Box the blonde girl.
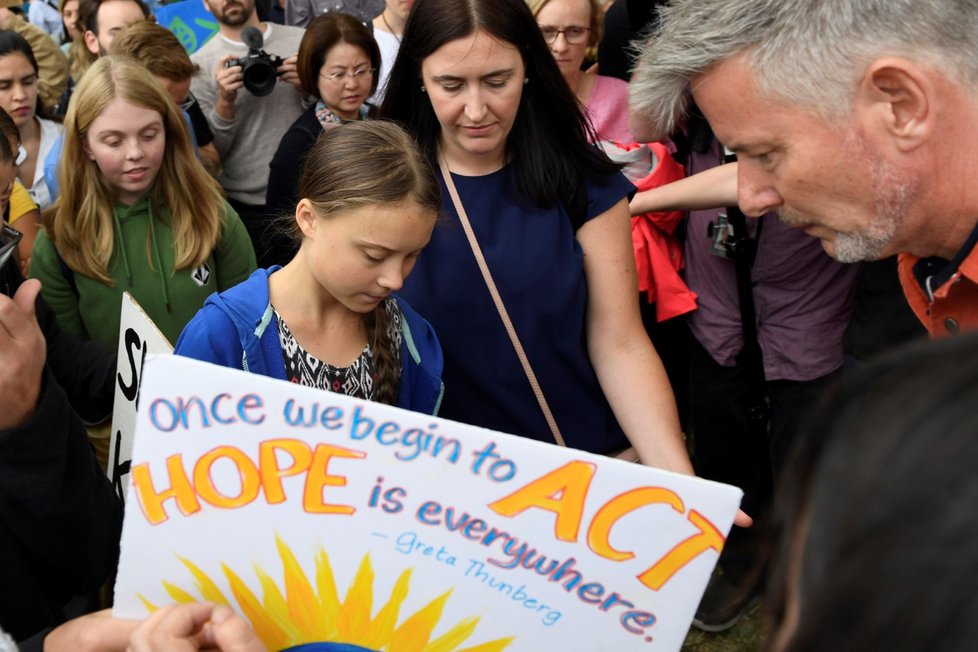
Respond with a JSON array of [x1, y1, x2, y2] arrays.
[[176, 120, 444, 413], [30, 56, 256, 352]]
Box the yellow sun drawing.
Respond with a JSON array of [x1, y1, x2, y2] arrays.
[[138, 534, 515, 652]]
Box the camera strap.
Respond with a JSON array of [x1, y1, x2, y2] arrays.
[[726, 204, 769, 427]]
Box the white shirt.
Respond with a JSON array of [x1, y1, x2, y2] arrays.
[[29, 117, 63, 210], [370, 27, 401, 105]]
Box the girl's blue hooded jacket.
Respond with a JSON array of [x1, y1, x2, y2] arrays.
[[174, 268, 444, 415]]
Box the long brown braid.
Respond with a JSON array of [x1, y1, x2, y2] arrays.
[[290, 121, 441, 404]]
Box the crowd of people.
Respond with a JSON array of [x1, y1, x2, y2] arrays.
[[1, 0, 976, 648]]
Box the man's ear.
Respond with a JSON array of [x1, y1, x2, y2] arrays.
[[83, 29, 100, 57], [858, 57, 935, 152], [295, 198, 317, 239]]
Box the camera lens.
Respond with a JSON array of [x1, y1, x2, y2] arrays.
[[243, 61, 277, 97]]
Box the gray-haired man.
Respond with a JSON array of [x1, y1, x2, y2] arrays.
[[631, 0, 978, 337]]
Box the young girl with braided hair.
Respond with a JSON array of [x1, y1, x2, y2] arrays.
[[175, 120, 444, 413]]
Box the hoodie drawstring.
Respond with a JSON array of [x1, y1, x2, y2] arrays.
[[147, 202, 171, 314], [112, 206, 133, 287], [113, 201, 171, 313]]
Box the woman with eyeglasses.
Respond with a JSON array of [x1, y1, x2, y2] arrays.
[[265, 12, 381, 265], [0, 32, 63, 211], [528, 0, 633, 144]]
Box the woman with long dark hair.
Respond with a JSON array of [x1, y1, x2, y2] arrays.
[[0, 32, 61, 209], [381, 0, 693, 472]]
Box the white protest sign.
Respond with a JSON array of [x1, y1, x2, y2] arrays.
[[114, 355, 742, 651], [107, 293, 173, 501]]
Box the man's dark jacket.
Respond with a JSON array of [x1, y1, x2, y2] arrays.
[[0, 264, 121, 646]]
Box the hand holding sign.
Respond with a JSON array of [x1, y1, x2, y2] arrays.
[[129, 603, 267, 652]]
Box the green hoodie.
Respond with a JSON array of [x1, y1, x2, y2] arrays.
[[30, 198, 257, 352]]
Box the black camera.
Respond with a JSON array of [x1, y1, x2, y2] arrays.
[[709, 211, 751, 260], [225, 26, 283, 97]]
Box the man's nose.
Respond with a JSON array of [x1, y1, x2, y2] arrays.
[[737, 164, 783, 217]]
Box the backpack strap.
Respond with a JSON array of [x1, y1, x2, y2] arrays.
[[56, 250, 79, 297]]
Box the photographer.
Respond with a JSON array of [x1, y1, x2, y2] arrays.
[[192, 0, 305, 268]]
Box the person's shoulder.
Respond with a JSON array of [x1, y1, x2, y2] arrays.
[[271, 106, 317, 156], [216, 267, 272, 307], [582, 159, 633, 218], [285, 105, 321, 138], [269, 23, 307, 45], [38, 116, 63, 139], [183, 268, 268, 329], [191, 35, 227, 63], [4, 11, 32, 35], [373, 27, 400, 48], [595, 74, 628, 92], [274, 22, 307, 35], [28, 229, 58, 275], [217, 198, 240, 225], [31, 226, 54, 251], [589, 74, 629, 108], [8, 181, 36, 222], [209, 194, 243, 231]]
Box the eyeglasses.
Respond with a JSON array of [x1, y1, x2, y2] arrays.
[[538, 25, 590, 45], [0, 224, 22, 272], [321, 67, 376, 84]]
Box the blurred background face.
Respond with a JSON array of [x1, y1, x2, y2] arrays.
[[203, 0, 255, 27], [0, 53, 37, 129], [317, 42, 373, 120], [156, 76, 191, 105], [535, 0, 592, 80], [384, 0, 413, 25], [62, 0, 81, 41], [86, 0, 146, 56]]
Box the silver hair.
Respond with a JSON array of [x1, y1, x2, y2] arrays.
[[630, 0, 978, 141]]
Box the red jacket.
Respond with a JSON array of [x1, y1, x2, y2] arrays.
[[627, 142, 698, 321]]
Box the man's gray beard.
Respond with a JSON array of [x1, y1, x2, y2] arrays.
[[831, 220, 898, 263], [834, 159, 912, 263], [778, 159, 912, 264]]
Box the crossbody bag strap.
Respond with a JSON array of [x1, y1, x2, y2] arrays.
[[437, 154, 567, 447]]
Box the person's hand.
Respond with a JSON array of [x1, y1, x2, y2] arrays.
[[128, 603, 268, 652], [0, 279, 45, 430], [43, 609, 140, 652], [215, 55, 244, 120], [276, 54, 301, 90], [734, 509, 753, 528]]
